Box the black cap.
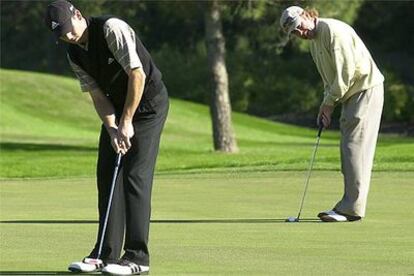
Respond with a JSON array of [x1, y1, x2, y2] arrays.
[[44, 0, 76, 39]]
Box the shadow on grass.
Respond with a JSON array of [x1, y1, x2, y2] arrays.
[[237, 138, 338, 148], [0, 272, 96, 275], [0, 142, 96, 152], [152, 218, 320, 223], [0, 218, 320, 224], [0, 220, 97, 224]]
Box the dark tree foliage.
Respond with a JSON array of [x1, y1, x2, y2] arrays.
[[1, 0, 412, 125], [354, 1, 414, 123]]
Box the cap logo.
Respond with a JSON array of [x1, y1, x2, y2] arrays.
[[51, 21, 59, 30]]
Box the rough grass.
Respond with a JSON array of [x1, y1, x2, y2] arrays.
[[1, 69, 413, 178]]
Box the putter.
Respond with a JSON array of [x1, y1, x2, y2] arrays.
[[286, 122, 323, 223], [68, 152, 122, 273], [96, 152, 123, 260]]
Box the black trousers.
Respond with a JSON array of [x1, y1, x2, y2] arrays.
[[89, 88, 169, 266]]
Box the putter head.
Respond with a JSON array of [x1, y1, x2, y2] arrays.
[[285, 216, 299, 222]]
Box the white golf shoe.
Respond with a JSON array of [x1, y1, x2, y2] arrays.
[[318, 209, 361, 222], [102, 259, 149, 275], [68, 257, 105, 273]]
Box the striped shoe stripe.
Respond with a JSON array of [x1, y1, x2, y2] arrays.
[[128, 263, 139, 273]]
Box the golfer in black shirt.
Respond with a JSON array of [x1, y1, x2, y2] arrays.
[[45, 1, 169, 274]]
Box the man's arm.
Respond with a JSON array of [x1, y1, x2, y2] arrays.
[[318, 32, 356, 128], [323, 33, 357, 106], [89, 88, 126, 154], [67, 54, 126, 154], [103, 18, 147, 150], [117, 68, 146, 149]]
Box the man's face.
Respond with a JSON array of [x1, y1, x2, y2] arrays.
[[292, 14, 317, 40], [60, 10, 86, 44]]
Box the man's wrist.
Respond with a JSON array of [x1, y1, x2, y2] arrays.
[[120, 117, 133, 125], [106, 125, 118, 135]]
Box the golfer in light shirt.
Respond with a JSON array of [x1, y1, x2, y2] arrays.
[[280, 6, 384, 222]]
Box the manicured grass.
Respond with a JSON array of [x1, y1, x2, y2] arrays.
[[1, 69, 413, 178], [1, 171, 413, 275], [1, 69, 413, 274], [0, 70, 414, 275]]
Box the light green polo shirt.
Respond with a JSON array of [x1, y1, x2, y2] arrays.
[[310, 18, 384, 106]]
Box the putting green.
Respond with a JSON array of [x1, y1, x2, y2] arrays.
[[1, 171, 413, 275]]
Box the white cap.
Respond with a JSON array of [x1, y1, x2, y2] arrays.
[[280, 6, 304, 34]]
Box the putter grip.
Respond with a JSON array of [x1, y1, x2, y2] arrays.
[[317, 118, 323, 137], [115, 153, 122, 166]]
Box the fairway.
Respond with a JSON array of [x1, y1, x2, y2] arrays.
[[1, 171, 413, 275], [2, 69, 414, 179]]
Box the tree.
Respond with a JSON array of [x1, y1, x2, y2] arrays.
[[204, 0, 239, 153]]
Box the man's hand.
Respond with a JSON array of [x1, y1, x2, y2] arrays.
[[107, 127, 127, 154], [318, 104, 335, 128], [117, 120, 134, 151]]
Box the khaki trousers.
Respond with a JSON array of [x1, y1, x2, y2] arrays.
[[334, 83, 384, 217]]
